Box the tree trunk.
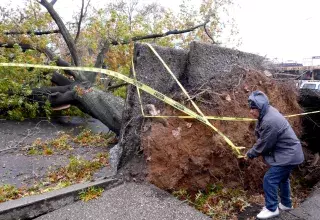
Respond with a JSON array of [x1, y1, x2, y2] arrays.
[[74, 86, 124, 135], [32, 80, 124, 135]]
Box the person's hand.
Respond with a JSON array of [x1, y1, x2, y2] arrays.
[[238, 154, 249, 167], [246, 151, 254, 159]]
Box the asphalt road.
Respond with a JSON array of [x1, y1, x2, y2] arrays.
[[0, 117, 112, 187]]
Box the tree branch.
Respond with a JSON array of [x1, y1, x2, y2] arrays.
[[111, 20, 210, 45], [0, 41, 77, 78], [94, 40, 110, 68], [94, 20, 209, 72], [4, 30, 60, 35], [51, 72, 72, 86], [108, 83, 128, 90], [74, 0, 85, 44], [51, 0, 58, 5], [75, 0, 91, 44], [39, 0, 80, 66], [204, 23, 215, 44]]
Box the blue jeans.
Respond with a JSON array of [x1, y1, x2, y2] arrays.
[[263, 165, 296, 211]]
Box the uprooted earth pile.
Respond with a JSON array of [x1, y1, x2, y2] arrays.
[[120, 42, 302, 193]]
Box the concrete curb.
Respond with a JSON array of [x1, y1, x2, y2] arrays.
[[0, 177, 123, 220]]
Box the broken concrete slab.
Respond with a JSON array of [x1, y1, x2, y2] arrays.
[[109, 144, 122, 174]]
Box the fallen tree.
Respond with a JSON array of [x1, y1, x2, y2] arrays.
[[0, 0, 217, 135], [1, 1, 318, 190]]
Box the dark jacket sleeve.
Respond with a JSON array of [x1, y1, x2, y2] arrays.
[[247, 121, 278, 158]]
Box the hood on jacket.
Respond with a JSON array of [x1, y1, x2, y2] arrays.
[[248, 90, 270, 121]]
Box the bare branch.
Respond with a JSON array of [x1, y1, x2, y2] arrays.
[[74, 0, 85, 44], [84, 0, 91, 15], [39, 0, 80, 66], [108, 83, 128, 90], [204, 23, 215, 44], [51, 0, 58, 6], [94, 20, 209, 73], [111, 20, 210, 45], [75, 0, 91, 44], [4, 30, 60, 35], [127, 0, 139, 32]]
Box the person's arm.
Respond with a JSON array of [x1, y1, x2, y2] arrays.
[[247, 122, 278, 159]]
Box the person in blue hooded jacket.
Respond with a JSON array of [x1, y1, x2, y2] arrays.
[[246, 90, 304, 219]]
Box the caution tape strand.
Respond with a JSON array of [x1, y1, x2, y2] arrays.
[[0, 62, 244, 156], [1, 58, 320, 156]]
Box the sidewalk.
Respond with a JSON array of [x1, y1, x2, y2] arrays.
[[274, 183, 320, 220], [1, 179, 319, 220], [35, 181, 320, 220], [35, 182, 210, 220], [241, 182, 320, 220]]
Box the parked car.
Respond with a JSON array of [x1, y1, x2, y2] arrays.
[[299, 80, 320, 90]]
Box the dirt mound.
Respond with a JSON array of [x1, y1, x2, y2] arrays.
[[142, 68, 302, 192]]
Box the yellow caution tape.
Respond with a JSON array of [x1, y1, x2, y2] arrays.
[[141, 110, 320, 121], [1, 59, 320, 156], [142, 115, 255, 121], [0, 62, 245, 156], [285, 110, 320, 118], [132, 59, 146, 116]]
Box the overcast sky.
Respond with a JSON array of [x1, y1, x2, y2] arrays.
[[1, 0, 320, 65]]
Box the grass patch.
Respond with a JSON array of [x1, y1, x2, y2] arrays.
[[173, 175, 313, 219], [48, 154, 109, 184], [73, 129, 114, 147], [48, 133, 73, 150], [173, 184, 250, 219], [27, 132, 73, 155], [79, 186, 104, 202], [26, 129, 114, 156], [28, 147, 41, 155], [0, 153, 109, 204], [0, 184, 20, 203], [291, 176, 313, 207]]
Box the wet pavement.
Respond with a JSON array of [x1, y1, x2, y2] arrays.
[[0, 117, 112, 188], [35, 182, 210, 220]]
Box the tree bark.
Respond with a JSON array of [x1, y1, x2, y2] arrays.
[[4, 30, 60, 35], [31, 81, 124, 135], [39, 0, 81, 67]]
